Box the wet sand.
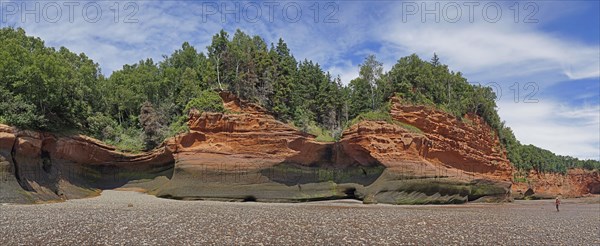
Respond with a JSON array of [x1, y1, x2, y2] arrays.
[[1, 191, 598, 245]]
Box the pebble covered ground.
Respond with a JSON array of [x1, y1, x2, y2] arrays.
[[1, 191, 598, 245]]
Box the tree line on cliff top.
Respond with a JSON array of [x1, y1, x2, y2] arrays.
[[0, 27, 598, 173]]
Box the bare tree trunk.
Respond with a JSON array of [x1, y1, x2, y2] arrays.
[[216, 55, 223, 91], [235, 62, 240, 94], [447, 79, 451, 106], [370, 85, 375, 110]]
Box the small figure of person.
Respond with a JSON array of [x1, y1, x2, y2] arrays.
[[555, 197, 561, 212]]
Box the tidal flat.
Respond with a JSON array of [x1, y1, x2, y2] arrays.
[[1, 191, 598, 245]]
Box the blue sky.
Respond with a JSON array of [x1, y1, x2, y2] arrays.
[[1, 0, 599, 160]]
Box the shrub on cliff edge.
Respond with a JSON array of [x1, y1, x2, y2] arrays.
[[184, 90, 225, 114]]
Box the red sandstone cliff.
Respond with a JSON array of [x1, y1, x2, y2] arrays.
[[2, 92, 597, 204], [390, 96, 513, 181], [176, 93, 512, 179], [512, 169, 600, 198], [153, 92, 515, 203], [0, 124, 174, 202]]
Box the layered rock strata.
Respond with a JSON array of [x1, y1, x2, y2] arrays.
[[512, 169, 600, 199], [4, 92, 589, 204]]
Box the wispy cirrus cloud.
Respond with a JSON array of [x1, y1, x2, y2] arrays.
[[498, 99, 600, 160], [373, 1, 599, 84], [1, 0, 598, 160]]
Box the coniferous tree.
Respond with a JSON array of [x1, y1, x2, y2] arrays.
[[348, 77, 371, 119], [271, 38, 297, 120], [1, 27, 598, 172], [431, 53, 440, 66]]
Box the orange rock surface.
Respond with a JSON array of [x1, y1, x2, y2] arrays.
[[175, 93, 511, 179], [2, 92, 597, 204], [388, 96, 513, 181], [155, 93, 515, 203], [0, 124, 174, 202], [512, 169, 600, 198]]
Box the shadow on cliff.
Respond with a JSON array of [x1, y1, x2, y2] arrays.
[[66, 162, 175, 190], [4, 132, 176, 202], [261, 138, 386, 187]]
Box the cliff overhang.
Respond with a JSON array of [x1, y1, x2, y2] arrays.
[[3, 92, 583, 204]]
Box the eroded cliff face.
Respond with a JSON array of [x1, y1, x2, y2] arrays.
[[3, 92, 593, 204], [512, 169, 600, 199], [333, 96, 513, 204], [156, 92, 379, 201], [0, 124, 174, 203], [389, 97, 513, 180], [151, 93, 514, 204]]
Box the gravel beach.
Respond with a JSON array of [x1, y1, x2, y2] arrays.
[[1, 190, 598, 245]]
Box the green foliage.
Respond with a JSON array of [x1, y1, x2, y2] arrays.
[[86, 113, 144, 153], [184, 90, 225, 114], [382, 53, 599, 173], [104, 126, 145, 153], [348, 77, 373, 119], [168, 115, 190, 136], [513, 177, 528, 183], [0, 88, 46, 129], [386, 53, 501, 130], [303, 122, 336, 142], [350, 111, 393, 126], [510, 144, 599, 174], [0, 27, 100, 130], [513, 171, 528, 183], [397, 122, 424, 134], [270, 38, 297, 121], [86, 112, 118, 140], [2, 27, 597, 174], [349, 110, 423, 134], [346, 55, 391, 120]]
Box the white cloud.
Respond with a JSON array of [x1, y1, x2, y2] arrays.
[[3, 1, 221, 73], [295, 1, 600, 88], [376, 15, 599, 84], [3, 1, 599, 159], [498, 99, 600, 160], [328, 63, 359, 85]]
